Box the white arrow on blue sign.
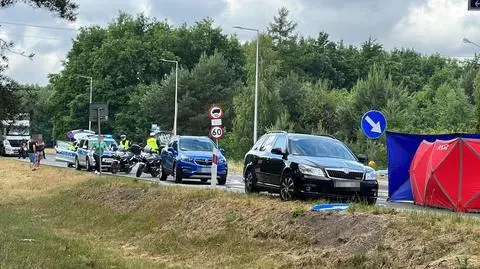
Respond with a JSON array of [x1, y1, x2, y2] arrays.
[[361, 110, 387, 139]]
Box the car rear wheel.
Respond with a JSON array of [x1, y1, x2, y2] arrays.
[[245, 169, 258, 193], [280, 173, 296, 201], [363, 197, 377, 205]]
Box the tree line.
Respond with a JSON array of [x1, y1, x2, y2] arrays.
[[9, 8, 480, 167]]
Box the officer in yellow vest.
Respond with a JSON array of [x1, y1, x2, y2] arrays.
[[119, 134, 130, 150], [146, 132, 159, 153]]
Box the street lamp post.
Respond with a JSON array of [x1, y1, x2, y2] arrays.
[[233, 26, 259, 143], [160, 59, 179, 136], [463, 38, 480, 49], [78, 75, 93, 131]]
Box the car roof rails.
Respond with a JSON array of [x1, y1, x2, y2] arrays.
[[266, 130, 288, 134], [317, 133, 337, 139]]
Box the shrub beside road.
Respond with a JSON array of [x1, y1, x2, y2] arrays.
[[0, 159, 479, 268]]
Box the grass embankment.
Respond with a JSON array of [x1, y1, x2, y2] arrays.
[[0, 159, 479, 269]]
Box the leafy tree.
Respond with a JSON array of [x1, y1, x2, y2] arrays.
[[143, 52, 237, 136], [268, 7, 297, 46], [0, 0, 78, 122]]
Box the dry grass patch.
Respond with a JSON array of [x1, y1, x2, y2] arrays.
[[1, 162, 480, 268], [0, 159, 92, 204], [44, 148, 56, 155], [227, 159, 243, 173]]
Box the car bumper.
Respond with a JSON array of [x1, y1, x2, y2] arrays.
[[3, 147, 17, 155], [178, 161, 228, 178], [299, 177, 378, 198]]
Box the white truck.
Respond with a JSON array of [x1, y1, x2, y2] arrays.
[[0, 115, 30, 156]]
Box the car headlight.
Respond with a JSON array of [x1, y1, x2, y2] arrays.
[[180, 154, 193, 162], [364, 169, 377, 181], [299, 164, 325, 178]]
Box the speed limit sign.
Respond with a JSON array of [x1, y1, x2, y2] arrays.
[[210, 126, 225, 139]]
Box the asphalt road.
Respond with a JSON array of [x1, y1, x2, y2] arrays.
[[10, 153, 397, 205]]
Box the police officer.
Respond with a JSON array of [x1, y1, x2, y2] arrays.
[[146, 132, 159, 153], [119, 134, 130, 150]]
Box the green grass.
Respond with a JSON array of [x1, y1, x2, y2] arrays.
[[2, 160, 480, 268]]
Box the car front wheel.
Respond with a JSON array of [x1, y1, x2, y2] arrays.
[[159, 165, 167, 181], [75, 158, 81, 170], [280, 173, 296, 201], [175, 163, 182, 183], [218, 175, 226, 185]]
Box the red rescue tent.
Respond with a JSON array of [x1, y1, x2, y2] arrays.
[[409, 138, 480, 212]]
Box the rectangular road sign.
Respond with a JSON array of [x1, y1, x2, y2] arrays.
[[468, 0, 480, 10], [211, 119, 222, 126], [89, 103, 109, 122]]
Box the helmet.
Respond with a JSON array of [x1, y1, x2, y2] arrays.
[[149, 132, 155, 137], [120, 134, 126, 140], [368, 160, 376, 169]]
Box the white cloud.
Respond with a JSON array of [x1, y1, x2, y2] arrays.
[[392, 0, 480, 54], [2, 0, 480, 85]]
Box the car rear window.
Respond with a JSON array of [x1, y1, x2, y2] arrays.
[[252, 135, 267, 150], [260, 135, 276, 152]]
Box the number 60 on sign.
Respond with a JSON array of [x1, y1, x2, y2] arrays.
[[210, 126, 225, 139]]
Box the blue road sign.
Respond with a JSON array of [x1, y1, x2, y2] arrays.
[[361, 110, 387, 139]]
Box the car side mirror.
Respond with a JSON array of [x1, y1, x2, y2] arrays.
[[219, 147, 225, 156], [357, 154, 368, 164], [271, 147, 286, 156]]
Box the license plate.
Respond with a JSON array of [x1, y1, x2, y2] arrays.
[[103, 158, 114, 163], [334, 181, 360, 188], [198, 167, 211, 173]]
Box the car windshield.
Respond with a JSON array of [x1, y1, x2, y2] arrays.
[[179, 137, 214, 152], [288, 135, 356, 161], [7, 125, 29, 135], [89, 139, 118, 149]]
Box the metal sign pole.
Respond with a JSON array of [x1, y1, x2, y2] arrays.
[[211, 140, 218, 187], [97, 107, 102, 176]]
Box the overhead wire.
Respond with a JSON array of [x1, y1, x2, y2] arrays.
[[0, 20, 78, 32]]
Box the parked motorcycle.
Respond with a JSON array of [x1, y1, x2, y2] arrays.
[[110, 150, 138, 174], [18, 143, 27, 159], [135, 147, 161, 178]]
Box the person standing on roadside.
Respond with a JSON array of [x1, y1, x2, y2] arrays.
[[27, 138, 37, 171], [91, 137, 107, 175], [35, 140, 45, 170]]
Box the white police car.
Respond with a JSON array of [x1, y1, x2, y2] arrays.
[[75, 135, 118, 171]]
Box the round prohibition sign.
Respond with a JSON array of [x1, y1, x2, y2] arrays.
[[210, 126, 225, 139]]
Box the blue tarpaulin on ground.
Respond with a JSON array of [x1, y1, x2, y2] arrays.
[[311, 204, 350, 212], [386, 132, 480, 201]]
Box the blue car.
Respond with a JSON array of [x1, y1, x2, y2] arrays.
[[159, 136, 228, 184]]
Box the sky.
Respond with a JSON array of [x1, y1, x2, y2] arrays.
[[1, 0, 480, 85]]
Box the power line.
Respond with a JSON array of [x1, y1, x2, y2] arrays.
[[0, 20, 77, 32], [0, 31, 70, 41]]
